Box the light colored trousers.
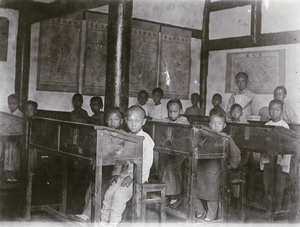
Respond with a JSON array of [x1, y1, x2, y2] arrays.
[[195, 198, 218, 220], [100, 177, 133, 224]]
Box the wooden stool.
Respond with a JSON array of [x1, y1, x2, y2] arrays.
[[141, 182, 167, 222]]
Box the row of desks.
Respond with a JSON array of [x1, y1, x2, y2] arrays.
[[1, 111, 299, 223]]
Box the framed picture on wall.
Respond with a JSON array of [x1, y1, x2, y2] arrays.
[[225, 50, 286, 94]]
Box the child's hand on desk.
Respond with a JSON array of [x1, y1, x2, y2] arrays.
[[110, 175, 119, 185], [121, 176, 133, 187]]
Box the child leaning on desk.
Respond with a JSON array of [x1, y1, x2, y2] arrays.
[[260, 99, 290, 210], [195, 111, 241, 221]]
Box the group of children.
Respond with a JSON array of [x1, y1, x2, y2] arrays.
[[2, 79, 298, 224]]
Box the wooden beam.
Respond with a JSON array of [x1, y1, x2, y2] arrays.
[[0, 0, 108, 24], [209, 0, 253, 12], [251, 0, 262, 44], [104, 0, 133, 111], [199, 1, 210, 118], [208, 30, 300, 51], [15, 5, 31, 112]]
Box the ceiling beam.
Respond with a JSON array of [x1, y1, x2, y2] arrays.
[[0, 0, 109, 24], [209, 0, 253, 12]]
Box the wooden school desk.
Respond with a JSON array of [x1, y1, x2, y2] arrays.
[[24, 117, 144, 222], [144, 120, 231, 223], [226, 123, 300, 223]]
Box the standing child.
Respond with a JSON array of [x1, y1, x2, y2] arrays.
[[184, 93, 204, 115], [148, 87, 168, 120], [260, 100, 290, 210], [161, 99, 189, 208], [4, 94, 25, 182], [228, 104, 243, 123], [69, 107, 124, 222], [209, 93, 226, 117], [88, 96, 104, 125], [273, 86, 298, 124], [195, 112, 240, 221], [71, 93, 89, 123], [137, 90, 151, 117], [100, 105, 154, 226]]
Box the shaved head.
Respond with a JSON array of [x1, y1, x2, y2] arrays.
[[126, 105, 146, 119]]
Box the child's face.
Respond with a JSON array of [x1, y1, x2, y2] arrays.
[[235, 75, 248, 91], [72, 97, 83, 109], [230, 107, 242, 121], [269, 103, 282, 122], [8, 98, 18, 113], [212, 97, 221, 107], [209, 115, 226, 133], [26, 104, 36, 117], [191, 96, 199, 106], [126, 109, 146, 134], [138, 93, 148, 106], [152, 92, 162, 105], [168, 103, 180, 121], [90, 100, 102, 114], [106, 111, 123, 129], [274, 89, 286, 103]]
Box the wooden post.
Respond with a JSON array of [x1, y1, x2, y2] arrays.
[[199, 0, 210, 115], [104, 0, 133, 112], [15, 6, 31, 112], [251, 0, 262, 44]]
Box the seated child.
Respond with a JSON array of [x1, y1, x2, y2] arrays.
[[195, 112, 240, 221], [4, 94, 25, 181], [69, 107, 124, 222], [70, 93, 88, 123], [7, 94, 25, 117], [228, 104, 243, 123], [209, 93, 226, 117], [184, 93, 204, 115], [100, 106, 154, 226], [161, 99, 189, 207], [148, 87, 168, 120], [260, 100, 290, 210], [88, 96, 104, 125], [25, 100, 38, 117], [274, 86, 298, 124], [137, 90, 151, 117]]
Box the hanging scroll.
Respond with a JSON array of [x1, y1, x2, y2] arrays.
[[159, 27, 191, 99], [129, 21, 160, 97], [37, 15, 82, 92], [82, 14, 108, 96]]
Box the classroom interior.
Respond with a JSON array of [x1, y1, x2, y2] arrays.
[[0, 0, 300, 225]]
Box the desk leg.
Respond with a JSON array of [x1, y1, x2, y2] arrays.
[[267, 154, 276, 223], [133, 162, 142, 221], [186, 155, 195, 222], [289, 155, 299, 223], [24, 148, 34, 220], [60, 157, 68, 215], [93, 163, 102, 222]]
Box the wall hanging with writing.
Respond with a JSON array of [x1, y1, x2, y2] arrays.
[[225, 50, 286, 94], [159, 26, 191, 99], [0, 17, 9, 61], [37, 16, 82, 92], [129, 20, 160, 97], [82, 14, 108, 96]]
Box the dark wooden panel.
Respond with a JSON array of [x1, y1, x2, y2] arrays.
[[0, 16, 9, 61]]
